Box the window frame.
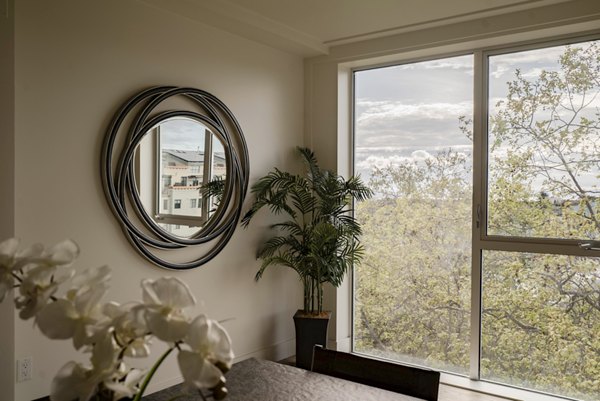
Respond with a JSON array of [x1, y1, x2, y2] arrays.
[[153, 121, 217, 227], [350, 31, 600, 401]]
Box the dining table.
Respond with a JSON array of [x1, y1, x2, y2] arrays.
[[145, 357, 424, 401]]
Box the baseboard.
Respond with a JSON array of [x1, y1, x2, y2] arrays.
[[234, 337, 296, 362]]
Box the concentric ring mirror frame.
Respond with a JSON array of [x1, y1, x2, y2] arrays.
[[101, 86, 249, 270]]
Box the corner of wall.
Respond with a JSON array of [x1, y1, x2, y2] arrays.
[[0, 0, 16, 399]]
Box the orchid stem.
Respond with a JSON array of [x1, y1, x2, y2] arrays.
[[133, 345, 175, 401], [11, 272, 22, 283]]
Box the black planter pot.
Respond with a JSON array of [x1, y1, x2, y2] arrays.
[[293, 310, 331, 370]]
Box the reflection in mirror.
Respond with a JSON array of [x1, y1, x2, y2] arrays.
[[136, 117, 227, 239]]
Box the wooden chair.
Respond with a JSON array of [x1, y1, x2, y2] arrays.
[[311, 345, 440, 401]]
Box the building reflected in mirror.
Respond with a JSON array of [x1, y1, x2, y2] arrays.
[[136, 117, 227, 239]]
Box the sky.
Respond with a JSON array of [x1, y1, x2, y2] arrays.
[[354, 54, 474, 180], [354, 40, 600, 193], [154, 117, 225, 155]]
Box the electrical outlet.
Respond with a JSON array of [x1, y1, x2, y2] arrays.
[[17, 357, 32, 382]]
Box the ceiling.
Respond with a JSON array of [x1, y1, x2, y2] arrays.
[[139, 0, 571, 56]]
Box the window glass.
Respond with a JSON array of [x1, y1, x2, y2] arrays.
[[353, 54, 473, 375], [482, 251, 600, 401], [487, 41, 600, 240], [352, 37, 600, 401]]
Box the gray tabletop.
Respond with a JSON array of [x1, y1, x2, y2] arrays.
[[145, 357, 423, 401]]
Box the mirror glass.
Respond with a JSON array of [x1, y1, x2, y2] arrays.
[[136, 117, 227, 239]]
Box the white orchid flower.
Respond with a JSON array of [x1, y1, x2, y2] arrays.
[[0, 238, 21, 265], [4, 239, 78, 317], [2, 237, 237, 401], [141, 277, 195, 342], [177, 315, 234, 390], [51, 334, 119, 401], [104, 368, 146, 400], [15, 264, 73, 320], [0, 238, 45, 270], [104, 302, 151, 357], [50, 361, 97, 401], [67, 264, 111, 299], [36, 266, 111, 349], [0, 238, 21, 302], [0, 238, 44, 302], [41, 239, 80, 267]]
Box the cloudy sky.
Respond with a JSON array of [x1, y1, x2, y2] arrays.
[[147, 117, 226, 157], [159, 117, 207, 150], [354, 40, 599, 193], [354, 54, 474, 180]]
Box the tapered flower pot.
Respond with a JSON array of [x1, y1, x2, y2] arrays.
[[293, 310, 332, 370]]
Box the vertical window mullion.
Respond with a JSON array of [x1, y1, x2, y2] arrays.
[[470, 50, 486, 380]]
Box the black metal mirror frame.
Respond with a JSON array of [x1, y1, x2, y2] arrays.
[[101, 86, 249, 270]]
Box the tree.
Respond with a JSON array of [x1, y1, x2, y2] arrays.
[[355, 42, 600, 400], [355, 150, 472, 373]]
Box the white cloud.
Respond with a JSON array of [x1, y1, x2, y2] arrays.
[[421, 58, 473, 71], [385, 55, 472, 72], [491, 46, 564, 66], [520, 67, 552, 79], [491, 64, 510, 79], [158, 117, 208, 150], [355, 154, 414, 171], [355, 146, 473, 174], [411, 150, 433, 160], [356, 100, 472, 127], [355, 144, 472, 154]]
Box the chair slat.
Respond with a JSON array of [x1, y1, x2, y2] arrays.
[[311, 345, 440, 401]]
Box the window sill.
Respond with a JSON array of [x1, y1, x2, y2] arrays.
[[441, 373, 574, 401]]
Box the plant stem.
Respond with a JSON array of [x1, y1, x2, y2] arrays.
[[318, 280, 323, 314], [11, 272, 22, 283], [311, 277, 315, 313], [303, 276, 310, 312], [133, 345, 176, 401]]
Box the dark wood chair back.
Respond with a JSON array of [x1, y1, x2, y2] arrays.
[[311, 345, 440, 401]]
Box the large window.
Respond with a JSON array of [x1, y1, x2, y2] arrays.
[[353, 37, 600, 401], [353, 54, 474, 376]]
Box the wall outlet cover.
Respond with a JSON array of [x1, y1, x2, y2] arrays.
[[17, 357, 32, 382]]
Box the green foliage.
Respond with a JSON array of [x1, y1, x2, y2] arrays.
[[354, 42, 600, 400], [242, 147, 373, 314], [200, 176, 226, 213], [355, 151, 472, 374]]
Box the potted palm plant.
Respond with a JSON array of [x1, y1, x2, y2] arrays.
[[241, 147, 372, 369]]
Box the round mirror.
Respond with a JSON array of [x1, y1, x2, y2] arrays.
[[135, 117, 228, 239], [101, 86, 249, 270]]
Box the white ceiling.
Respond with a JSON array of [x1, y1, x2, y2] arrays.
[[139, 0, 571, 56]]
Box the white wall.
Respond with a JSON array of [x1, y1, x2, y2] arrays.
[[12, 0, 303, 400], [304, 0, 600, 351], [0, 0, 15, 399]]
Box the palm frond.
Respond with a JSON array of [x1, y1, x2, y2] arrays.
[[297, 146, 321, 184], [241, 146, 374, 313], [200, 176, 226, 204], [270, 220, 304, 236], [257, 235, 295, 258]]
